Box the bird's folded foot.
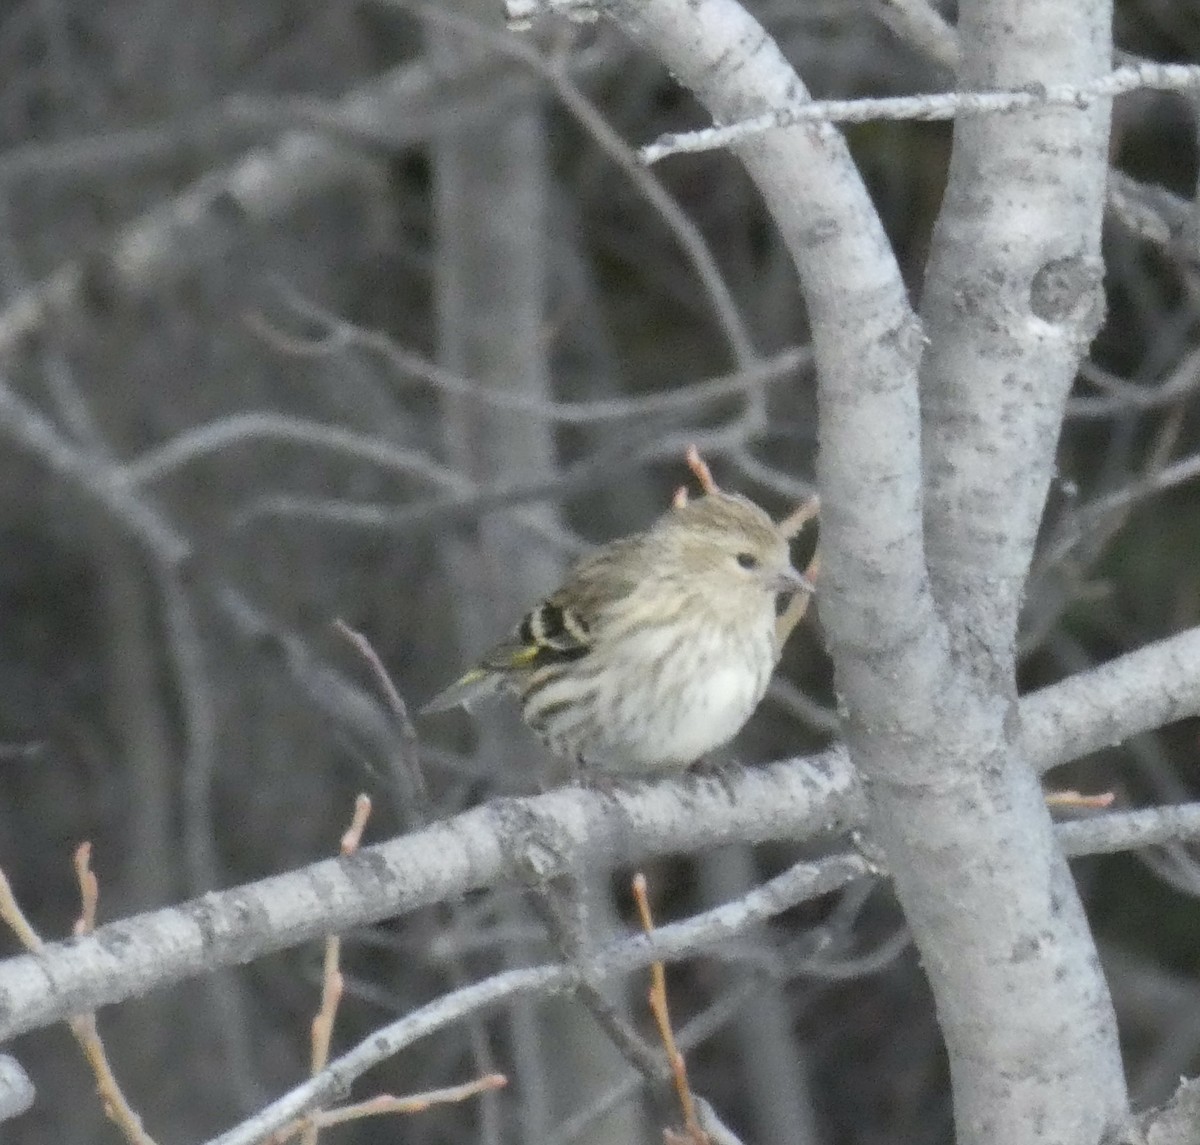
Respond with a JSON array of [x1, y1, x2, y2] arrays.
[[688, 756, 747, 799]]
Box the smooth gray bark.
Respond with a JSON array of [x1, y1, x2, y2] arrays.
[[594, 0, 1126, 1139]]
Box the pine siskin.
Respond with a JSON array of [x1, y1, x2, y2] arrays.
[[423, 448, 819, 779]]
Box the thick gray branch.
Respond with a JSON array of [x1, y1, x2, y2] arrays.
[[2, 623, 1200, 1044], [0, 755, 858, 1043], [920, 0, 1113, 655], [601, 0, 933, 673], [563, 0, 1125, 1141], [893, 0, 1124, 1133], [1021, 626, 1200, 768]]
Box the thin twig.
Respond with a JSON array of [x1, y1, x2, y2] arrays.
[[333, 621, 429, 823], [328, 622, 503, 1135], [632, 874, 708, 1145], [251, 291, 806, 425], [300, 796, 372, 1145], [0, 851, 158, 1145], [642, 62, 1200, 163], [270, 1075, 507, 1143], [532, 876, 663, 1081], [408, 0, 757, 366], [229, 421, 762, 538], [1044, 790, 1116, 810], [202, 854, 867, 1145], [546, 980, 759, 1145]]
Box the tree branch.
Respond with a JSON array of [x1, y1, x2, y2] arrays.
[[522, 0, 1127, 1140], [3, 621, 1200, 1045], [203, 854, 868, 1145]]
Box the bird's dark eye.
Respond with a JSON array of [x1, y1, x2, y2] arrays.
[[736, 552, 759, 570]]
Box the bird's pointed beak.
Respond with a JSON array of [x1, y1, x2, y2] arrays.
[[772, 566, 815, 595]]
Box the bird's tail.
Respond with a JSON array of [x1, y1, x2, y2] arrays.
[[421, 667, 505, 714]]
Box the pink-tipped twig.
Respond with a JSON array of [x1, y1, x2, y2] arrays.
[[632, 873, 711, 1145], [685, 444, 720, 495]]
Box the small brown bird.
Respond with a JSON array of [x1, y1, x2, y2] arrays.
[[424, 448, 819, 778]]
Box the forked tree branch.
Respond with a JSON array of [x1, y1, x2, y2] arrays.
[[520, 0, 1125, 1140]]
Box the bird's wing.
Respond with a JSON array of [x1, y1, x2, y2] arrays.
[[421, 539, 643, 713], [524, 536, 643, 653]]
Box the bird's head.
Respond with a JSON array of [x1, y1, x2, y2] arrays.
[[655, 492, 812, 599]]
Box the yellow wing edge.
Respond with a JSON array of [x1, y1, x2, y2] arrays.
[[421, 644, 541, 714]]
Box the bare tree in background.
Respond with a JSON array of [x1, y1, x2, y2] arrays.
[[2, 0, 1200, 1142]]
